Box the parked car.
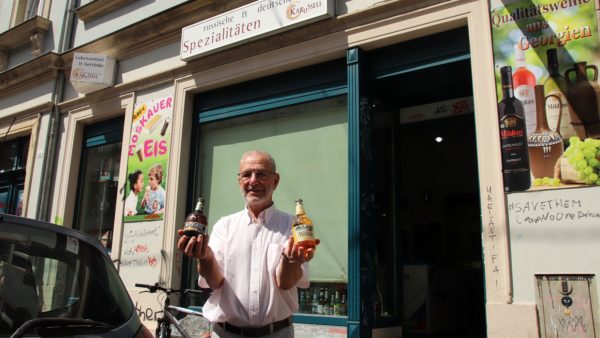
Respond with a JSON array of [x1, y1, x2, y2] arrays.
[[0, 213, 152, 338]]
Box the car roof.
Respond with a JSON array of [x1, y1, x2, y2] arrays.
[[0, 213, 110, 260]]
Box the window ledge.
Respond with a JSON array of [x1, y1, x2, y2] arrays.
[[0, 16, 51, 51], [76, 0, 137, 22]]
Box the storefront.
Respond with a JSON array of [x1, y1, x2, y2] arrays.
[[152, 2, 493, 336]]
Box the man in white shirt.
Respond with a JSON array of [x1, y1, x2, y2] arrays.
[[178, 150, 317, 337]]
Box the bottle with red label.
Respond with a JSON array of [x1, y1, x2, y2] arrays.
[[499, 66, 531, 192]]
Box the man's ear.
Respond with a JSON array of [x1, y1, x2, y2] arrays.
[[273, 173, 280, 189]]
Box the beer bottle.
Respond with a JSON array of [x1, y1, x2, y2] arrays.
[[183, 197, 208, 237], [298, 290, 306, 313], [340, 293, 347, 316], [317, 288, 325, 315], [323, 289, 330, 315], [311, 291, 319, 314], [292, 198, 316, 251], [333, 289, 341, 316]]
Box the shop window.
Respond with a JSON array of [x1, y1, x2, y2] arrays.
[[0, 136, 29, 216], [73, 117, 123, 252], [193, 95, 348, 317]]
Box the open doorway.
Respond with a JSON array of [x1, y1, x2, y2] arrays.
[[369, 55, 486, 337]]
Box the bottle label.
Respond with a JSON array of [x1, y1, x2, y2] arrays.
[[293, 223, 314, 243], [183, 221, 208, 235], [499, 114, 529, 172], [545, 90, 573, 138], [514, 84, 536, 136]]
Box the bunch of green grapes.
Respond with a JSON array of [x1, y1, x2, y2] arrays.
[[532, 176, 561, 187], [564, 136, 600, 185]]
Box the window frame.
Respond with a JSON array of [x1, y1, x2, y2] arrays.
[[72, 117, 124, 252], [10, 0, 47, 27], [186, 62, 349, 326]]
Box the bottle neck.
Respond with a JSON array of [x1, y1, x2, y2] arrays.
[[502, 85, 514, 100], [295, 205, 305, 217], [548, 64, 560, 76]]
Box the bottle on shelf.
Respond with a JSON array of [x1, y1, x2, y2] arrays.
[[333, 289, 341, 316], [182, 197, 208, 237], [544, 48, 574, 139], [498, 66, 531, 192], [298, 290, 306, 313], [512, 44, 537, 137], [311, 290, 319, 314], [292, 198, 316, 254], [340, 293, 347, 316], [329, 294, 335, 315], [317, 288, 325, 315], [528, 85, 564, 179], [323, 289, 330, 315]]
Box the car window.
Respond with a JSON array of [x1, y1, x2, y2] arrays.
[[0, 222, 134, 335]]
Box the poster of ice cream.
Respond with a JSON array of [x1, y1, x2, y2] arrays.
[[123, 96, 173, 222], [490, 0, 600, 191]]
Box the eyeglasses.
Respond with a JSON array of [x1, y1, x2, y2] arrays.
[[237, 170, 275, 182]]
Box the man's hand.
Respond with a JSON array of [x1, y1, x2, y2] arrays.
[[177, 229, 223, 289], [177, 229, 210, 260], [282, 237, 321, 264]]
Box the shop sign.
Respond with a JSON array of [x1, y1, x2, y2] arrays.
[[123, 95, 173, 223], [399, 96, 473, 125], [69, 52, 116, 94], [181, 0, 334, 61]]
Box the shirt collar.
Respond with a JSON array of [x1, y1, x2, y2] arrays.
[[244, 202, 276, 226]]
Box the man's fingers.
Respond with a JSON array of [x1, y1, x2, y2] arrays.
[[185, 236, 199, 257], [177, 235, 189, 251]]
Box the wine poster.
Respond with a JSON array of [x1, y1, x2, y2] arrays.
[[123, 95, 173, 222], [490, 0, 600, 191]]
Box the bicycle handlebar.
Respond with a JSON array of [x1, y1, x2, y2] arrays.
[[135, 282, 206, 295]]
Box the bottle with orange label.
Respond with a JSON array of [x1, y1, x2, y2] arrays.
[[292, 198, 316, 251]]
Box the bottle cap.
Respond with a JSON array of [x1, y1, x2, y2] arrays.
[[196, 197, 205, 210], [500, 66, 513, 87]]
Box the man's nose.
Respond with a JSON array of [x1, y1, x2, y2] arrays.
[[248, 172, 261, 183]]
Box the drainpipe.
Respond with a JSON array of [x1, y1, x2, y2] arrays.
[[36, 0, 76, 222]]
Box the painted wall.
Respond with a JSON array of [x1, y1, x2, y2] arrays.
[[70, 0, 188, 48], [0, 81, 53, 118]]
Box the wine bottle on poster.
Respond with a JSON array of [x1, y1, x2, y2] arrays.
[[512, 44, 537, 137], [498, 66, 531, 192], [543, 48, 574, 139]]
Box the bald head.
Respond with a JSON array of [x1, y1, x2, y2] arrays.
[[240, 150, 276, 173]]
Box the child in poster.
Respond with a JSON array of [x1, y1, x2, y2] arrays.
[[124, 170, 144, 216], [142, 164, 165, 215]]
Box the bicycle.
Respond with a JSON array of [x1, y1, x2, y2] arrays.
[[135, 283, 212, 338]]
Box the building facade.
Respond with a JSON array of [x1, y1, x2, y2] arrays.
[[1, 0, 600, 337]]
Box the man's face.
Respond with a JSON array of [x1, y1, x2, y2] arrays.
[[238, 152, 279, 213]]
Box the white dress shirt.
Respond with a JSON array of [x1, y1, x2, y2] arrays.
[[199, 203, 310, 326], [124, 191, 138, 216]]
